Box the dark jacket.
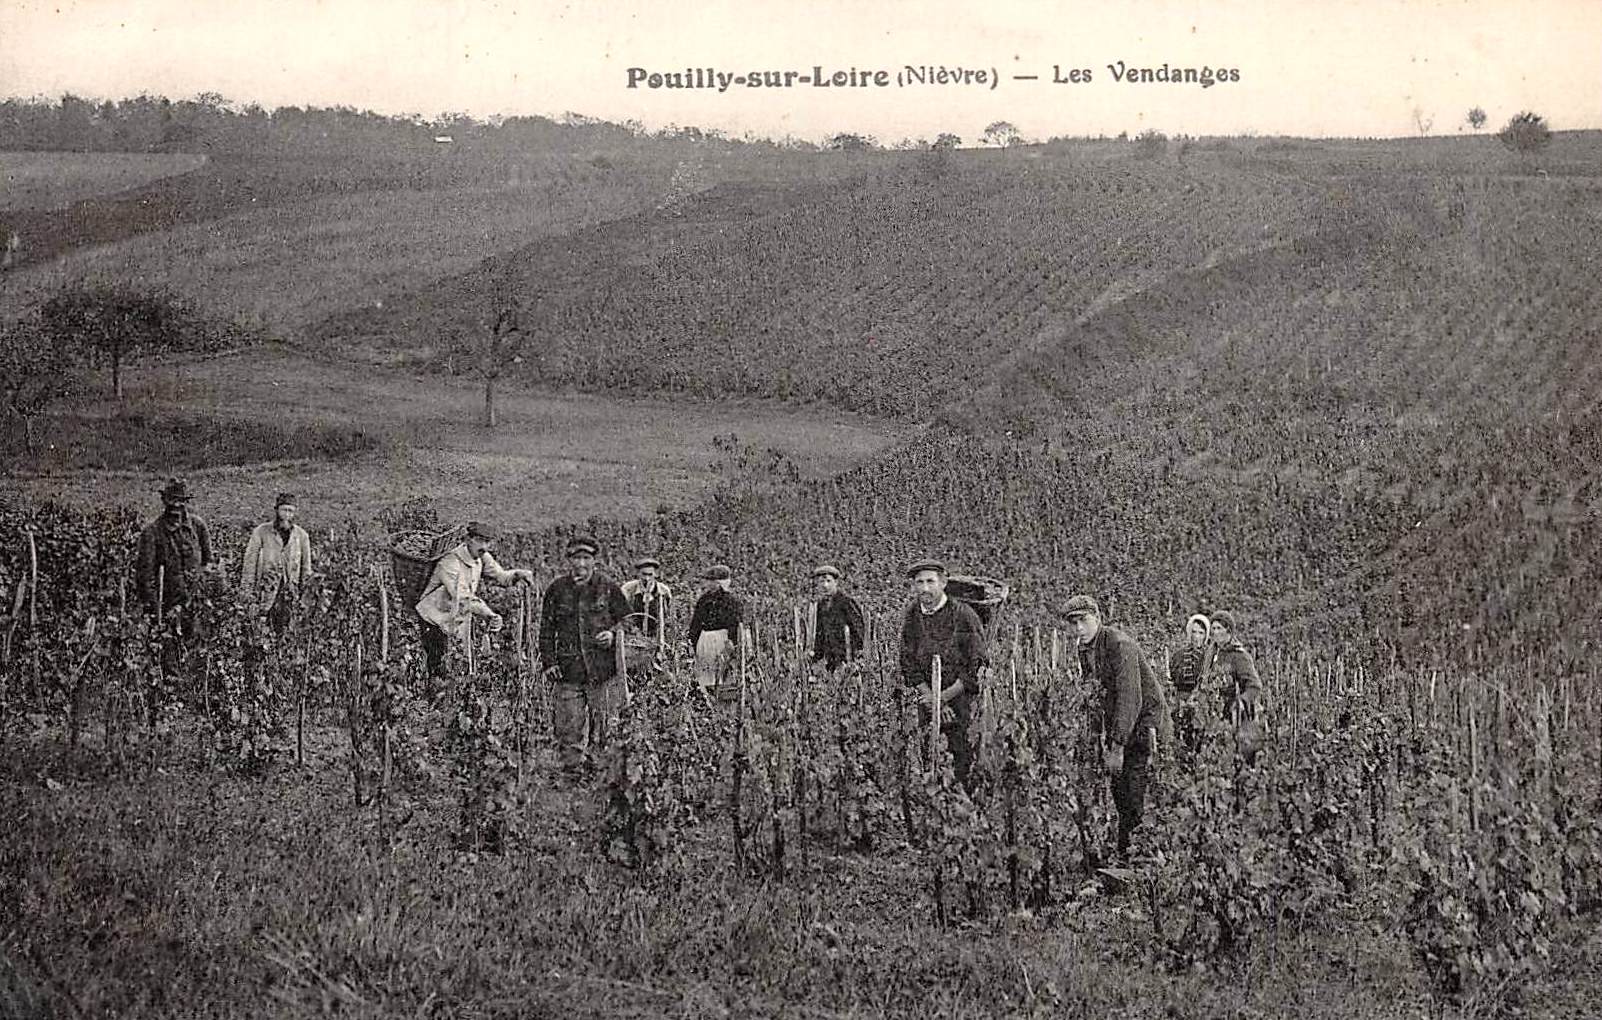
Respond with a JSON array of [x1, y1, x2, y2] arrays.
[[813, 592, 865, 669], [539, 573, 630, 685], [136, 511, 213, 610], [899, 597, 988, 697], [1079, 624, 1168, 750], [1169, 643, 1213, 694], [687, 588, 745, 648], [1210, 640, 1262, 716]]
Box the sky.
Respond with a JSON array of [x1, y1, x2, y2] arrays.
[[1, 0, 1598, 142]]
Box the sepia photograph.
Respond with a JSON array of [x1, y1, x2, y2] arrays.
[[1, 1, 1599, 1016]]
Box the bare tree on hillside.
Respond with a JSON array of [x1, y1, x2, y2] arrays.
[[1467, 107, 1487, 132], [39, 282, 204, 398], [451, 277, 527, 429]]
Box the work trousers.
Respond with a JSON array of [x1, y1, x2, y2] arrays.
[[421, 621, 450, 678], [917, 695, 975, 790], [552, 678, 625, 770], [1111, 740, 1154, 858]]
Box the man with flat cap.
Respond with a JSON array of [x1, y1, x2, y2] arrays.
[[240, 492, 314, 633], [1062, 594, 1170, 862], [136, 477, 215, 664], [538, 535, 633, 772], [687, 564, 745, 701], [899, 559, 989, 788], [620, 556, 673, 672], [415, 521, 534, 684], [809, 564, 865, 673]]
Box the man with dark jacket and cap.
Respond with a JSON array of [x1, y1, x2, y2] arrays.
[[809, 564, 865, 673], [688, 563, 745, 701], [1063, 594, 1169, 861], [538, 535, 632, 772], [899, 559, 989, 788], [136, 478, 214, 659]]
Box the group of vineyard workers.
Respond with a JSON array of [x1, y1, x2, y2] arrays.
[[136, 480, 1264, 861]]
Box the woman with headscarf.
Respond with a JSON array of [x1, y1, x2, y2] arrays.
[[1168, 613, 1212, 763], [687, 564, 745, 702]]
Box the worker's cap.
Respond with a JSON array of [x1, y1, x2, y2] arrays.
[[904, 559, 946, 578], [274, 492, 297, 509], [634, 556, 661, 570], [466, 521, 501, 541], [811, 564, 841, 579], [565, 535, 599, 556], [1059, 594, 1101, 620], [1210, 610, 1236, 630], [159, 478, 193, 502], [701, 563, 732, 581]]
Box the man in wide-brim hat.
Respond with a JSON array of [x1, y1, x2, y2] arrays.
[[416, 521, 534, 684], [240, 491, 314, 632], [135, 477, 215, 669]]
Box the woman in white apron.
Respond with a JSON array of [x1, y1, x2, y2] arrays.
[[687, 564, 744, 701]]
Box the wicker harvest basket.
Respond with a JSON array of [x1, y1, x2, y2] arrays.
[[946, 574, 1010, 631], [620, 613, 664, 671], [389, 524, 468, 608]]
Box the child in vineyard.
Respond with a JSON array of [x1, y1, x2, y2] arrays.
[[1206, 611, 1264, 761], [898, 560, 989, 789], [239, 492, 313, 633], [538, 536, 632, 773], [415, 521, 534, 687], [1168, 613, 1213, 764], [686, 564, 745, 702], [1063, 594, 1169, 863], [808, 564, 865, 674]]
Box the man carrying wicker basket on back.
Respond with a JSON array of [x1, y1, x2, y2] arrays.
[[414, 521, 533, 686]]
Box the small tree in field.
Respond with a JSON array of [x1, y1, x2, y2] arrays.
[[1467, 107, 1487, 131], [451, 277, 526, 429], [933, 132, 961, 151], [39, 282, 200, 398], [982, 121, 1020, 148], [1498, 111, 1551, 154], [0, 319, 81, 453]]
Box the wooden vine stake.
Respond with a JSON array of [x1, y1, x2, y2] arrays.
[[26, 527, 38, 631], [929, 655, 943, 778], [376, 569, 390, 664]]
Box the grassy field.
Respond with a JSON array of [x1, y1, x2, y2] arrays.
[[0, 151, 207, 212], [0, 344, 908, 536]]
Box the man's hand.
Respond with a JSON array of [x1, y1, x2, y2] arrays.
[[1103, 743, 1125, 775], [594, 630, 616, 648], [514, 569, 534, 586], [486, 614, 504, 633], [541, 664, 562, 683], [940, 706, 955, 726]]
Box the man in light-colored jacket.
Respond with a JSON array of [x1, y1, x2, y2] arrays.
[[240, 492, 314, 631], [415, 521, 534, 681]]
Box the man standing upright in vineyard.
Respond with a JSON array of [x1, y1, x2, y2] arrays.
[[620, 556, 672, 674], [899, 560, 988, 789], [539, 536, 633, 774], [809, 564, 865, 674], [1063, 594, 1168, 863], [239, 492, 314, 633], [136, 478, 214, 664]]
